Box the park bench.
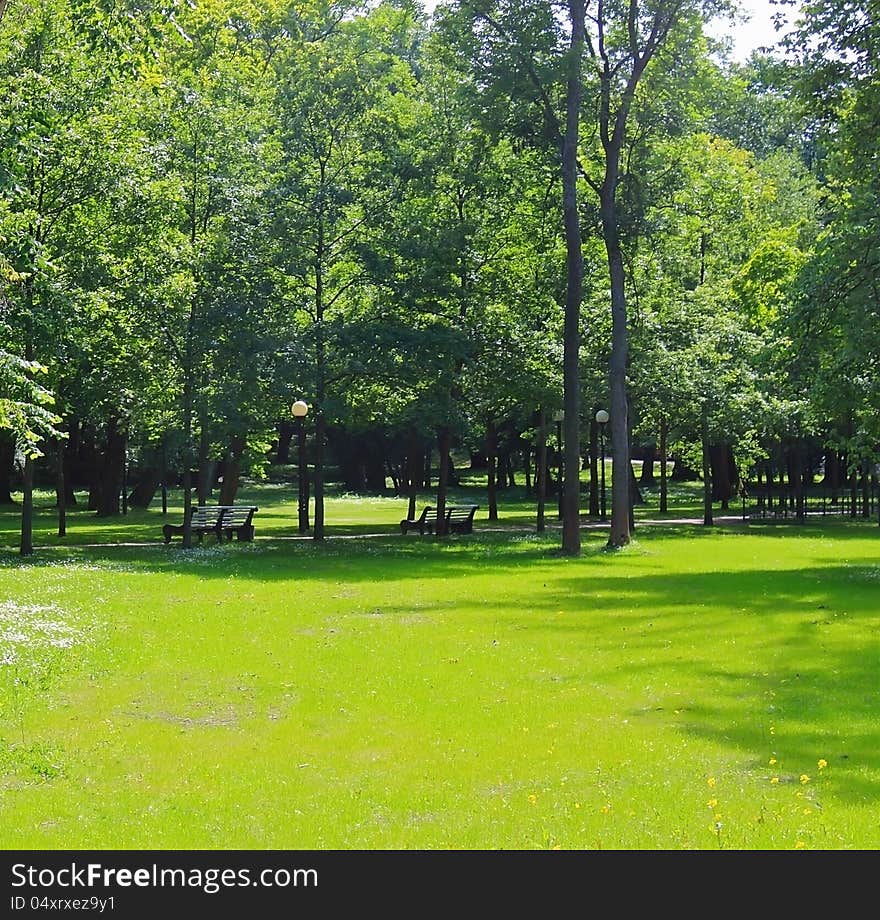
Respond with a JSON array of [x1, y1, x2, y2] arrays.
[[445, 504, 479, 534], [400, 504, 479, 535], [400, 506, 440, 535], [162, 504, 259, 544]]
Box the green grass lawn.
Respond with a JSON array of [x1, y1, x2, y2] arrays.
[[1, 481, 879, 849]]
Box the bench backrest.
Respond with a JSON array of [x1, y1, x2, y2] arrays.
[[446, 505, 478, 520], [216, 505, 258, 526], [189, 506, 224, 526], [189, 505, 258, 527]]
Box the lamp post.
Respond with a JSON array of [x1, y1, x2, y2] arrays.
[[595, 409, 609, 521], [553, 409, 564, 519], [292, 400, 309, 534]]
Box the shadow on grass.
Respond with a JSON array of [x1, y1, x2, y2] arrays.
[[358, 559, 880, 805]]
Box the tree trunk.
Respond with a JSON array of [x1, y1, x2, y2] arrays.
[[19, 456, 33, 556], [560, 0, 585, 557], [702, 407, 713, 527], [850, 464, 858, 517], [405, 431, 421, 522], [822, 447, 841, 498], [218, 435, 247, 506], [629, 462, 644, 505], [710, 444, 731, 508], [181, 368, 194, 548], [791, 444, 805, 523], [275, 420, 294, 464], [94, 419, 125, 518], [128, 468, 162, 509], [56, 443, 67, 537], [436, 427, 452, 537], [537, 408, 547, 533], [671, 456, 700, 481], [659, 417, 668, 514], [62, 420, 79, 506], [588, 415, 599, 517], [640, 444, 656, 485], [486, 419, 498, 521], [505, 453, 516, 489], [196, 423, 214, 506]]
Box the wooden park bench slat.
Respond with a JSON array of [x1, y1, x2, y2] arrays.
[[162, 504, 259, 544]]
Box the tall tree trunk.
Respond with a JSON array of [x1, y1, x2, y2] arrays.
[[20, 281, 35, 555], [127, 468, 162, 509], [20, 457, 33, 556], [659, 417, 668, 514], [436, 427, 452, 537], [62, 419, 79, 507], [95, 419, 125, 517], [405, 431, 421, 522], [588, 414, 599, 517], [486, 419, 498, 522], [56, 442, 66, 537], [560, 0, 586, 556], [710, 444, 732, 508], [537, 408, 547, 533], [275, 420, 294, 464], [702, 406, 713, 527], [792, 444, 805, 523], [196, 422, 212, 506], [671, 456, 700, 481], [181, 358, 194, 548], [597, 18, 657, 547], [218, 435, 247, 506], [603, 183, 631, 545], [640, 443, 656, 485], [822, 447, 840, 498]]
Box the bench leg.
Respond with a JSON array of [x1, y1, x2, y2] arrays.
[[163, 524, 184, 544], [236, 525, 255, 542]]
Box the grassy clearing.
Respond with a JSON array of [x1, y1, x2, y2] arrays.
[[1, 484, 879, 849]]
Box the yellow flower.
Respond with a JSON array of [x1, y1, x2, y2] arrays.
[[574, 802, 581, 810], [707, 777, 716, 788], [795, 841, 806, 849], [770, 776, 780, 785], [769, 758, 777, 766], [707, 799, 718, 809], [600, 804, 611, 814], [803, 808, 812, 816], [800, 774, 810, 785], [528, 794, 538, 805], [818, 759, 828, 770]]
